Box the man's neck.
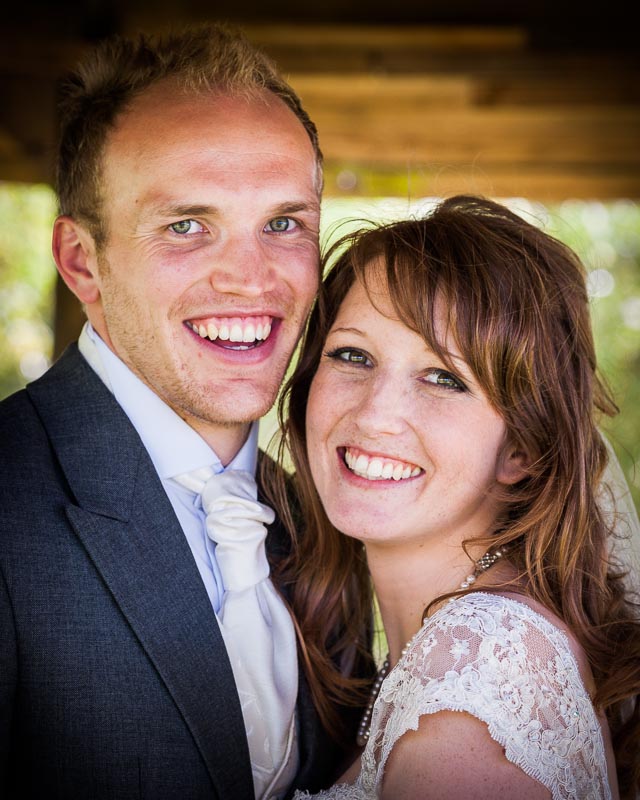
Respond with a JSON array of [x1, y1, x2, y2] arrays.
[[180, 414, 252, 467]]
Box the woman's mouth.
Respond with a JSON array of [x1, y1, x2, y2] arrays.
[[342, 446, 423, 481]]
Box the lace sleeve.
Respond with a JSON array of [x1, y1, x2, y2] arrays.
[[292, 787, 369, 800], [363, 593, 611, 800]]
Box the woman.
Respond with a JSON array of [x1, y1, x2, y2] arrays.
[[268, 196, 640, 798]]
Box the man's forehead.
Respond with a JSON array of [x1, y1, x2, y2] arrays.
[[112, 84, 308, 148], [103, 90, 319, 185]]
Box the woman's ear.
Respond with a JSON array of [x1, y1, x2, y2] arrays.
[[497, 442, 531, 486], [52, 215, 101, 305]]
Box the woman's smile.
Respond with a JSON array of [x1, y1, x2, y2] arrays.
[[341, 446, 423, 482]]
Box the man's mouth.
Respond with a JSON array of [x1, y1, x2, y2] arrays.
[[185, 315, 273, 350], [343, 447, 423, 481]]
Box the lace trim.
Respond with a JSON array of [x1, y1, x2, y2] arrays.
[[293, 788, 368, 800], [360, 592, 610, 800]]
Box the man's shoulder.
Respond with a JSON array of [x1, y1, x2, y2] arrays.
[[0, 385, 61, 520], [0, 384, 42, 449], [0, 344, 121, 470], [1, 344, 86, 406], [0, 345, 78, 436]]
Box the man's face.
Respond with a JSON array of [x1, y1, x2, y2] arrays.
[[87, 86, 320, 457]]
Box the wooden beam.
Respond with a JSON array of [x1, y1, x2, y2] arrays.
[[287, 74, 476, 106], [306, 107, 640, 164], [289, 68, 640, 107], [0, 25, 638, 199], [242, 24, 528, 51]]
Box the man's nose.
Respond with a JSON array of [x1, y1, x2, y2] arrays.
[[208, 234, 274, 297]]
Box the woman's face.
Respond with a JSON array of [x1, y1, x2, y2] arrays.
[[305, 267, 525, 550]]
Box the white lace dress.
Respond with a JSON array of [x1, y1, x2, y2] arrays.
[[295, 592, 611, 800]]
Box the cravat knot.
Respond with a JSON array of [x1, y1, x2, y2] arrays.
[[201, 470, 275, 592], [173, 468, 275, 592]]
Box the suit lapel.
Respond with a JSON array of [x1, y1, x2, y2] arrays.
[[27, 346, 254, 800]]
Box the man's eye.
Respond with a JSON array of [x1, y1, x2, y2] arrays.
[[423, 368, 467, 392], [169, 219, 204, 235], [265, 216, 298, 233], [326, 347, 372, 367]]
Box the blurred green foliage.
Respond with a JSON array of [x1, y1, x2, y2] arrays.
[[1, 183, 638, 511], [545, 200, 640, 514], [0, 182, 57, 398]]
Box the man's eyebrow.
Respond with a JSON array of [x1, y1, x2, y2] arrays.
[[151, 203, 220, 218], [270, 201, 321, 216], [144, 201, 320, 219]]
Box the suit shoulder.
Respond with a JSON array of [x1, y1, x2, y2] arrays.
[[0, 387, 63, 545], [0, 386, 45, 454]]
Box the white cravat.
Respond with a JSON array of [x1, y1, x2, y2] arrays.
[[173, 468, 298, 800]]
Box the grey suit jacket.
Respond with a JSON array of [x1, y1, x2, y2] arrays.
[[0, 345, 360, 799]]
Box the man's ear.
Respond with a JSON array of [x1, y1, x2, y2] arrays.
[[497, 442, 531, 486], [52, 215, 101, 305]]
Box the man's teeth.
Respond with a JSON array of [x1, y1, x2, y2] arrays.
[[344, 449, 422, 481], [189, 316, 272, 345]]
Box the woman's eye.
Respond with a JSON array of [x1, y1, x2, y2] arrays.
[[326, 347, 372, 367], [169, 219, 204, 235], [265, 216, 298, 233], [423, 368, 467, 392]]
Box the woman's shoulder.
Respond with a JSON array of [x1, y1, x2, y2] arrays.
[[373, 591, 611, 798], [405, 590, 594, 692], [378, 591, 600, 743], [425, 591, 580, 647], [379, 590, 605, 760], [430, 590, 594, 683]]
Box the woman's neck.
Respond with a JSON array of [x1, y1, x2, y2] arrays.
[[365, 539, 469, 664], [366, 538, 517, 665]]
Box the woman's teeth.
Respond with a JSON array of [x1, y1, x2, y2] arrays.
[[344, 448, 422, 481]]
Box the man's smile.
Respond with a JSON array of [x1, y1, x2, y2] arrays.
[[185, 315, 274, 348]]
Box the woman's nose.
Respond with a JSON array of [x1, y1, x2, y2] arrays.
[[353, 374, 410, 437]]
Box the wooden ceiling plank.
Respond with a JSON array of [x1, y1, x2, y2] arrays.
[[288, 71, 640, 107], [290, 74, 476, 108], [244, 24, 528, 51], [309, 107, 640, 164]]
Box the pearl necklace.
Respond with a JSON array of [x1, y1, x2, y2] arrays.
[[356, 545, 508, 747]]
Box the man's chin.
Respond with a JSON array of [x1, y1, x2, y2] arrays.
[[182, 392, 278, 429]]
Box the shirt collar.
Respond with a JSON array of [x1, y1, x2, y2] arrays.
[[78, 321, 259, 480]]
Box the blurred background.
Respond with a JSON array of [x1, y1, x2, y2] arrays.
[[0, 0, 638, 509]]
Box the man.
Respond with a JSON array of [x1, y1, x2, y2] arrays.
[[0, 24, 368, 799]]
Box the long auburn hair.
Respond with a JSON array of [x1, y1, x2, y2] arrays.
[[265, 195, 640, 796]]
